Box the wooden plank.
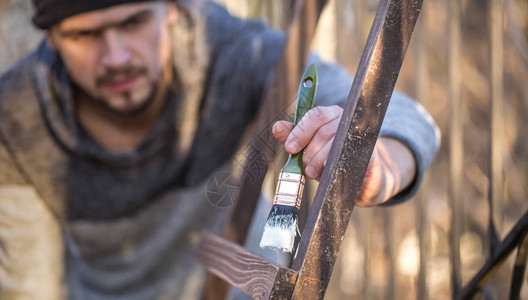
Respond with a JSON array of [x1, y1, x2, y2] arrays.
[[457, 210, 528, 299], [289, 0, 424, 298], [195, 232, 298, 300], [447, 0, 463, 294]]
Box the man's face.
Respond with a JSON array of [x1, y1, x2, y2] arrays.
[[48, 1, 177, 115]]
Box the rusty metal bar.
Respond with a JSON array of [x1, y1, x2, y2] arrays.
[[290, 0, 424, 298], [447, 0, 463, 295], [353, 1, 374, 299]]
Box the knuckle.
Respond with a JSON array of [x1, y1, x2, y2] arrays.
[[330, 105, 343, 117], [296, 119, 307, 132], [302, 157, 310, 168], [307, 108, 325, 122], [274, 122, 289, 135], [302, 147, 313, 162], [289, 131, 299, 140], [330, 104, 342, 111], [319, 124, 336, 140], [310, 164, 323, 178]]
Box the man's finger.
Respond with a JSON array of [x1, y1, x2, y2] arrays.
[[302, 118, 339, 166], [304, 137, 334, 179], [285, 106, 342, 154], [272, 121, 294, 143]]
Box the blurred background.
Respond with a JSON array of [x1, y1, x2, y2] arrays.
[[1, 0, 527, 299]]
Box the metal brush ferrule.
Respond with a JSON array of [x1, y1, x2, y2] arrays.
[[273, 172, 305, 209]]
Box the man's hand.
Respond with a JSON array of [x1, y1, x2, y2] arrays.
[[272, 105, 417, 207]]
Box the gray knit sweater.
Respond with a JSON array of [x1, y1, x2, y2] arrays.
[[0, 1, 439, 299]]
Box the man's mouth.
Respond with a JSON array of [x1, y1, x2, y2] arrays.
[[102, 74, 141, 93]]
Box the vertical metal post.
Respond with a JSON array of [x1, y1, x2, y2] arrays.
[[360, 210, 373, 299], [414, 5, 429, 299], [384, 209, 397, 299], [488, 0, 504, 256], [355, 0, 367, 43], [335, 0, 362, 71], [447, 0, 463, 295]]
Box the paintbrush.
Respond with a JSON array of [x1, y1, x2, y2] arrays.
[[260, 64, 318, 253]]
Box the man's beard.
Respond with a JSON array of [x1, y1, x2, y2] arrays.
[[95, 66, 159, 116], [96, 81, 159, 116]]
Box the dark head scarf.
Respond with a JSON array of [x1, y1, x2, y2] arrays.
[[32, 0, 163, 29]]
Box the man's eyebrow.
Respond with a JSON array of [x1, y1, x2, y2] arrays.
[[58, 9, 154, 37]]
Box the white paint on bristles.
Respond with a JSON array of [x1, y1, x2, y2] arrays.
[[259, 219, 298, 253]]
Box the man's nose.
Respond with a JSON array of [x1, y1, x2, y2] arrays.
[[101, 30, 131, 68]]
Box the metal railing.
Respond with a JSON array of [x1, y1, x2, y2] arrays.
[[222, 0, 528, 298], [1, 0, 527, 298]]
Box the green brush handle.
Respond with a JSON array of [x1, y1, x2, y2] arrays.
[[282, 64, 318, 174]]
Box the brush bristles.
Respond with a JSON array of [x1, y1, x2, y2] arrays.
[[260, 205, 299, 253]]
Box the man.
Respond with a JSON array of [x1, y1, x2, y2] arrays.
[[0, 0, 439, 299]]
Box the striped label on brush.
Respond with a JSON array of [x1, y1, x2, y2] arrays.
[[273, 172, 305, 209]]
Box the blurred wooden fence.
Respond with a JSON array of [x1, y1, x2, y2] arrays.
[[1, 0, 528, 298]]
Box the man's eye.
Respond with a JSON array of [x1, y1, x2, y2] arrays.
[[122, 16, 148, 29], [69, 31, 98, 40]]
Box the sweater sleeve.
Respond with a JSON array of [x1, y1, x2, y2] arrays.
[[378, 91, 440, 205], [308, 54, 440, 204]]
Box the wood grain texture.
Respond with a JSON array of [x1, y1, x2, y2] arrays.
[[289, 0, 423, 298], [196, 232, 297, 300]]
